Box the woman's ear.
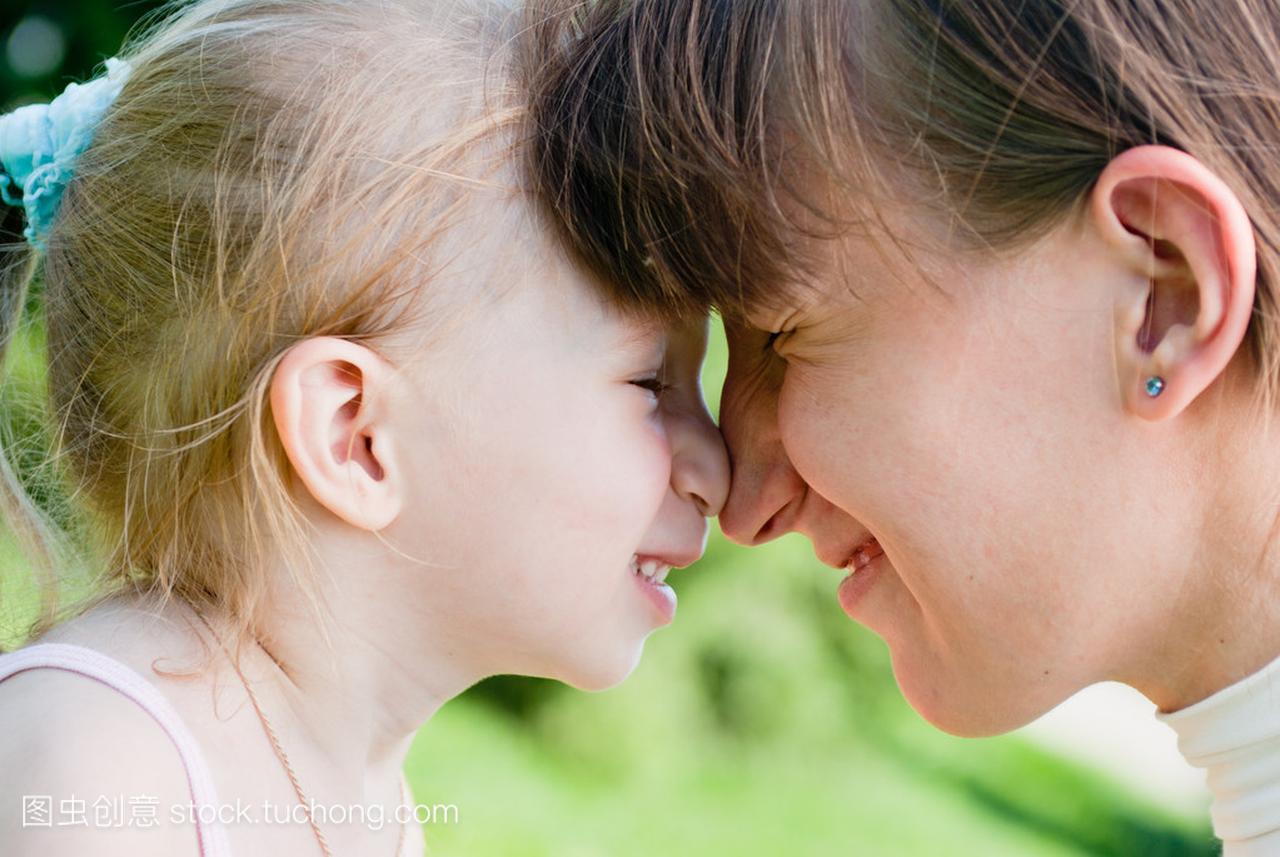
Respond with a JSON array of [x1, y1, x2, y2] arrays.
[[269, 336, 403, 530], [1090, 145, 1256, 421]]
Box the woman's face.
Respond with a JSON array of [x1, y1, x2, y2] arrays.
[[392, 240, 729, 692], [718, 198, 1209, 736]]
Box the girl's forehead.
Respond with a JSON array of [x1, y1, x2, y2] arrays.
[[616, 313, 669, 347]]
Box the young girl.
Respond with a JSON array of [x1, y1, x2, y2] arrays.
[[527, 0, 1280, 853], [0, 1, 728, 855]]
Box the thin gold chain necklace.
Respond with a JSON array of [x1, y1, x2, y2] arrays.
[[194, 610, 408, 857]]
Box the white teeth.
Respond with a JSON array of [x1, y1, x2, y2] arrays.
[[632, 557, 672, 585], [845, 542, 882, 576]]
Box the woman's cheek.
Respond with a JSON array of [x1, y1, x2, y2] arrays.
[[777, 370, 839, 492]]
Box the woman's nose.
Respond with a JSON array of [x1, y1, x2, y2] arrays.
[[714, 363, 807, 546]]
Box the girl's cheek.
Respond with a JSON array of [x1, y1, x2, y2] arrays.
[[599, 398, 671, 510], [641, 421, 675, 504], [651, 429, 675, 492]]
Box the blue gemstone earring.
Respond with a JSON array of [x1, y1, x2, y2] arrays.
[[1144, 376, 1165, 398]]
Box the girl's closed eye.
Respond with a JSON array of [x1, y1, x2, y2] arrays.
[[631, 374, 671, 398]]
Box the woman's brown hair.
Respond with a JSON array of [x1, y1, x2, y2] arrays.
[[526, 0, 1280, 383]]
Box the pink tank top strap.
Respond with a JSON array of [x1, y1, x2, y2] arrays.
[[0, 642, 234, 857]]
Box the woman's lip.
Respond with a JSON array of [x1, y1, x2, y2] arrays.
[[837, 547, 885, 617], [851, 539, 884, 570], [841, 537, 883, 571]]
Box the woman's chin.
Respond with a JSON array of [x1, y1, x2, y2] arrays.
[[890, 650, 1055, 738]]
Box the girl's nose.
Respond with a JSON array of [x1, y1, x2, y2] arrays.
[[667, 404, 730, 518]]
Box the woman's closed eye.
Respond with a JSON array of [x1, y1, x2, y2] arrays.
[[764, 329, 798, 362]]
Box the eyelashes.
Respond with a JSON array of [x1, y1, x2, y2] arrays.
[[632, 376, 671, 397]]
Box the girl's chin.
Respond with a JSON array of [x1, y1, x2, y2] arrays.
[[558, 640, 649, 692]]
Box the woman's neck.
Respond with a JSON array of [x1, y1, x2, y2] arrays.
[[1131, 428, 1280, 713]]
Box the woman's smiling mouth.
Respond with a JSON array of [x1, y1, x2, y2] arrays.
[[837, 537, 885, 618]]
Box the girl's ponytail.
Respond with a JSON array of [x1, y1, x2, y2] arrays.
[[0, 58, 133, 647], [0, 198, 34, 371], [0, 196, 59, 651]]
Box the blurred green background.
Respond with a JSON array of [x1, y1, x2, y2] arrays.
[[0, 3, 1218, 855]]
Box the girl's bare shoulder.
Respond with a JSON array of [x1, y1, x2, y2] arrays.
[[0, 597, 214, 855], [0, 666, 202, 855]]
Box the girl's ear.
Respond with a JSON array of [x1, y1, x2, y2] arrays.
[[1090, 145, 1257, 421], [269, 336, 403, 530]]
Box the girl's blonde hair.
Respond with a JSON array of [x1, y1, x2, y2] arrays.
[[0, 0, 525, 652]]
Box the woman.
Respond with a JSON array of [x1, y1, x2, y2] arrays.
[[525, 0, 1280, 852]]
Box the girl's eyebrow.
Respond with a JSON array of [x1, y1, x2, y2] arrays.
[[612, 316, 669, 358]]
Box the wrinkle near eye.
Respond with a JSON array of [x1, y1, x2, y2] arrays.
[[725, 324, 787, 403]]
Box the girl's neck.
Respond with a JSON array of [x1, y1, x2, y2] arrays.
[[177, 550, 483, 790]]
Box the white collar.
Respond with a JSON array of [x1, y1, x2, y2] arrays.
[[1156, 651, 1280, 848]]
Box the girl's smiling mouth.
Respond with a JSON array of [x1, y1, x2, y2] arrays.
[[630, 554, 679, 624]]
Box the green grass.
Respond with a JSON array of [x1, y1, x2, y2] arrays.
[[406, 698, 1092, 857]]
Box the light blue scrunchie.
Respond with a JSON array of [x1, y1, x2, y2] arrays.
[[0, 56, 132, 251]]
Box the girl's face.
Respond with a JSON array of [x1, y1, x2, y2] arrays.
[[718, 194, 1232, 736], [394, 242, 728, 691]]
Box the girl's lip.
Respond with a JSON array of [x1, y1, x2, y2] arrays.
[[631, 552, 696, 626], [633, 568, 677, 624], [635, 550, 700, 570]]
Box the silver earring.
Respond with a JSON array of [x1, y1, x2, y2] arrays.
[[1144, 376, 1165, 398]]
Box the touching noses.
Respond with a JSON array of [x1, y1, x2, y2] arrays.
[[717, 428, 809, 546]]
